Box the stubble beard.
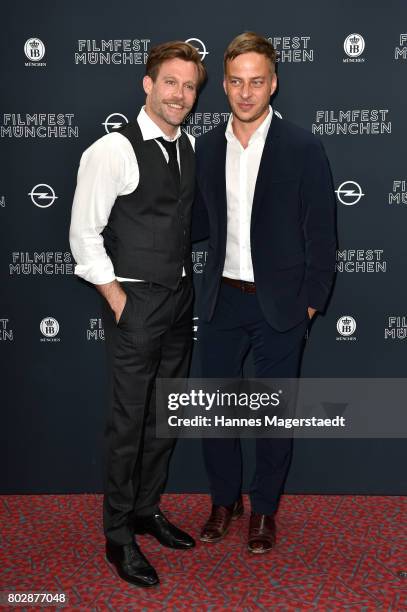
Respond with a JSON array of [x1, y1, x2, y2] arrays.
[[231, 101, 270, 125], [159, 100, 191, 129]]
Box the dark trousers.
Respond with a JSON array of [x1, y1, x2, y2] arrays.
[[199, 282, 307, 515], [101, 278, 193, 545]]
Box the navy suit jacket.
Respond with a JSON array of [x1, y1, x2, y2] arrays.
[[192, 115, 337, 332]]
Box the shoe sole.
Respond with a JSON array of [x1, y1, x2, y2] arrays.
[[247, 546, 273, 554], [199, 507, 244, 543], [106, 554, 159, 588]]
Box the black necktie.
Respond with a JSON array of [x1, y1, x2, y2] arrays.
[[157, 137, 180, 185]]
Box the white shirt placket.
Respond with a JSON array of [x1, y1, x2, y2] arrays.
[[239, 147, 249, 280]]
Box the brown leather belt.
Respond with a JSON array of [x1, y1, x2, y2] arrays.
[[222, 276, 256, 293]]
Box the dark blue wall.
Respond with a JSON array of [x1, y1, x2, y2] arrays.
[[1, 0, 406, 494]]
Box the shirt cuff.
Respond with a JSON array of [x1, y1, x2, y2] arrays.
[[74, 259, 116, 285]]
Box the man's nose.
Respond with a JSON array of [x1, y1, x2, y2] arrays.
[[173, 85, 183, 98], [240, 83, 251, 98]]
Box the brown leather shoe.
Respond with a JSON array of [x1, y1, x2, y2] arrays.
[[200, 496, 244, 543], [248, 512, 276, 554]]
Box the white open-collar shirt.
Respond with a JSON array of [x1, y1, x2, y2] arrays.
[[223, 106, 273, 282]]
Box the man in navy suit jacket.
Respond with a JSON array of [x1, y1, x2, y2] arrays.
[[193, 32, 336, 553]]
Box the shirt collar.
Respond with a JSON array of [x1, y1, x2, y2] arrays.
[[225, 105, 273, 145], [137, 106, 181, 142]]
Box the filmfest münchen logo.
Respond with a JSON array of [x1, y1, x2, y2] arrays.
[[394, 34, 407, 60], [268, 36, 314, 62], [40, 317, 60, 342], [183, 110, 282, 138], [9, 252, 74, 275], [183, 112, 229, 137], [312, 109, 391, 135], [75, 39, 150, 65], [384, 316, 407, 340], [0, 319, 13, 341], [87, 318, 104, 341], [336, 249, 387, 273], [191, 250, 207, 273], [185, 38, 209, 61], [102, 113, 129, 134], [343, 34, 365, 62], [389, 180, 407, 204], [335, 181, 365, 206], [0, 114, 79, 138], [24, 38, 46, 66], [28, 184, 58, 208], [336, 316, 357, 341]]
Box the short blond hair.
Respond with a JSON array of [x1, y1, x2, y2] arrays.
[[146, 40, 207, 88], [224, 32, 277, 73]]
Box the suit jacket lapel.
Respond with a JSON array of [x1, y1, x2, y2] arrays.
[[208, 126, 228, 227], [251, 116, 282, 227]]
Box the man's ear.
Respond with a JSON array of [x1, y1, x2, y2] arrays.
[[222, 77, 227, 96], [270, 72, 278, 97], [143, 75, 153, 96]]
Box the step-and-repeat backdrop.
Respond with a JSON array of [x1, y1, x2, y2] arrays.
[[2, 0, 406, 494]]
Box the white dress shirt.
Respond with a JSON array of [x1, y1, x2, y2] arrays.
[[223, 106, 273, 282], [69, 107, 194, 285]]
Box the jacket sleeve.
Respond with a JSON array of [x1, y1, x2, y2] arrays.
[[301, 139, 337, 312]]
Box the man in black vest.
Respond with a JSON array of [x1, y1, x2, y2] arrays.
[[70, 41, 206, 587], [193, 33, 336, 554]]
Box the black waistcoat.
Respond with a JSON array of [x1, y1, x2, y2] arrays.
[[103, 121, 195, 289]]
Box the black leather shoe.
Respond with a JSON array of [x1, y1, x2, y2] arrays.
[[106, 541, 159, 587], [134, 510, 195, 549]]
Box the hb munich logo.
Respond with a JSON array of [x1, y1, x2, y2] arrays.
[[28, 184, 58, 208], [185, 38, 209, 61], [102, 113, 129, 134], [336, 316, 357, 337], [24, 38, 46, 62], [335, 181, 365, 206], [344, 34, 365, 58], [40, 317, 59, 338]]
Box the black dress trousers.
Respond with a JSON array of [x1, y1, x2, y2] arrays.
[[101, 278, 193, 545], [199, 282, 308, 515]]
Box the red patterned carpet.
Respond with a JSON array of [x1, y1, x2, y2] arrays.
[[1, 494, 406, 610]]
